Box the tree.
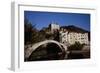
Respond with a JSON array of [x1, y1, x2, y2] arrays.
[[24, 18, 38, 45], [67, 42, 85, 59], [53, 29, 60, 42], [68, 42, 84, 51]]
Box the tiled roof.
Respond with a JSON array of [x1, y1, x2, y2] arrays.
[[60, 25, 89, 33]]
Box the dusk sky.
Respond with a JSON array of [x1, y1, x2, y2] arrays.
[[24, 11, 90, 31]]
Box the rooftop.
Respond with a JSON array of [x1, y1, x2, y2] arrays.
[[60, 25, 89, 33]]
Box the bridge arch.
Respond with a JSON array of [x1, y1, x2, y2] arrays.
[[25, 40, 67, 61]]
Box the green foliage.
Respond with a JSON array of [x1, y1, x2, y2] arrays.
[[68, 42, 84, 51]]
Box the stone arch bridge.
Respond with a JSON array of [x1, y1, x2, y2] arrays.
[[25, 40, 68, 60]]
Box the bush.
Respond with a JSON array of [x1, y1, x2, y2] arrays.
[[68, 42, 84, 51]]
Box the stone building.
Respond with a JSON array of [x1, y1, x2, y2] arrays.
[[49, 23, 60, 33], [60, 25, 89, 45]]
